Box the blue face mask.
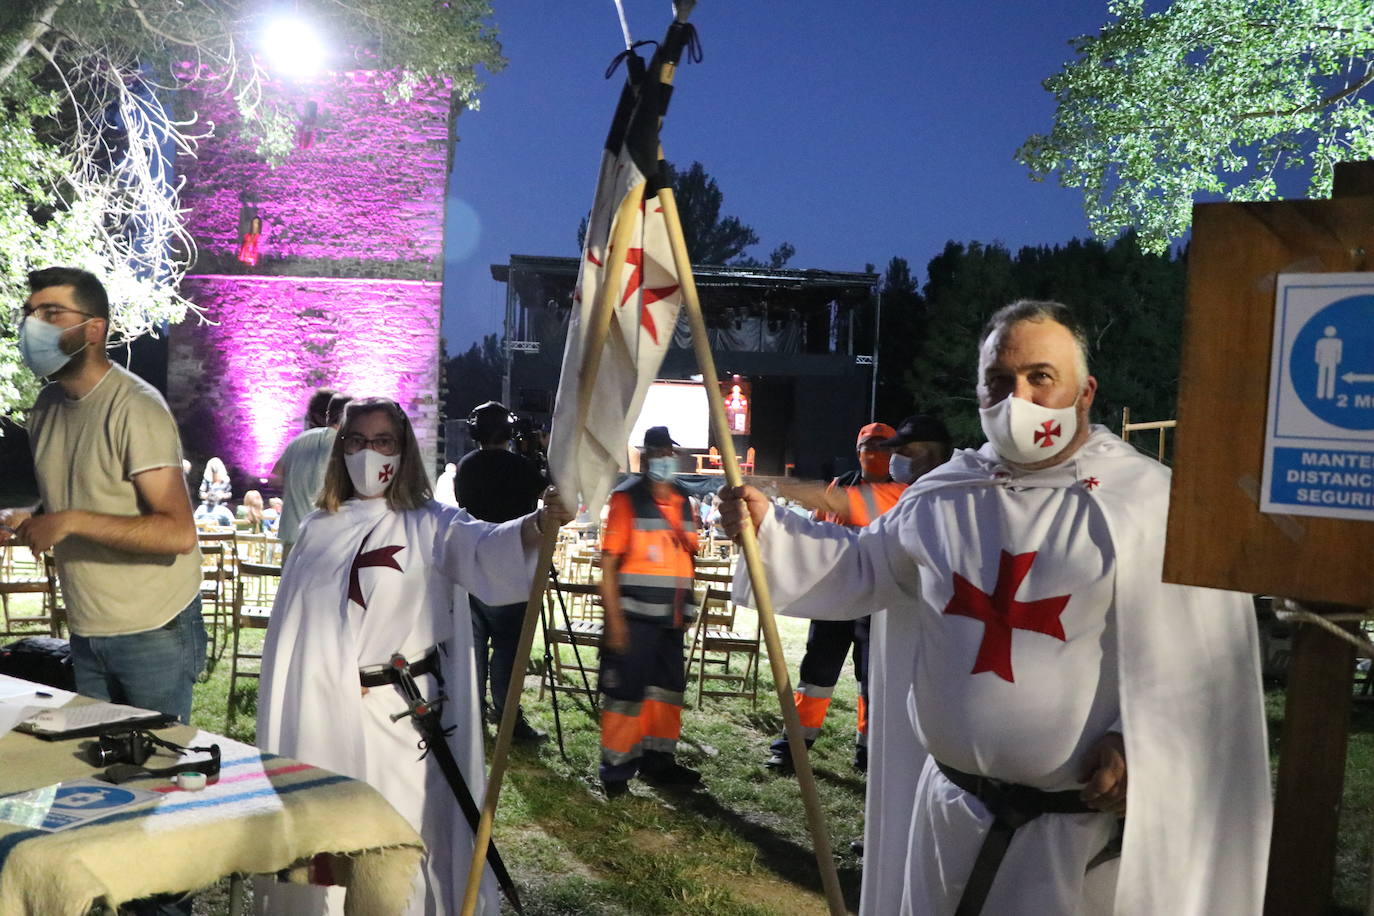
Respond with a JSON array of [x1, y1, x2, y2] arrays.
[[645, 456, 677, 482], [19, 317, 90, 378]]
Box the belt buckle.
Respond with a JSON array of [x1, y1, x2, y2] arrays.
[[359, 663, 389, 683]]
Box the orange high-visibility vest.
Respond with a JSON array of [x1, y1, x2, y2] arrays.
[[608, 478, 698, 625]]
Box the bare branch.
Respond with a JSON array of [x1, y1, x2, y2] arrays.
[[0, 0, 66, 85]]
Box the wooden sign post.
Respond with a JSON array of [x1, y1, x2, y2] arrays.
[[1166, 161, 1374, 914]]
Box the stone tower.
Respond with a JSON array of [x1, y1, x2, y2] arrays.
[[169, 69, 453, 484]]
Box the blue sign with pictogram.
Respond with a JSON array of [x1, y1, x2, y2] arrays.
[[1261, 274, 1374, 522]]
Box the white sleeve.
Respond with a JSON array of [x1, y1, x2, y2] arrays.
[[730, 502, 921, 620], [432, 506, 538, 606]]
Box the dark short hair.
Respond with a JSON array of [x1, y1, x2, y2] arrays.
[[305, 388, 339, 428], [325, 393, 352, 427], [27, 267, 110, 320], [979, 300, 1090, 381]]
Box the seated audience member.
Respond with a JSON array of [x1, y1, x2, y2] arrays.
[[241, 489, 266, 532], [263, 497, 282, 533], [194, 499, 235, 529]]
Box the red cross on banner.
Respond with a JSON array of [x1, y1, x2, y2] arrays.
[[1034, 420, 1062, 448], [942, 550, 1070, 682]]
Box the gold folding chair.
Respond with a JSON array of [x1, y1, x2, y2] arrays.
[[685, 570, 761, 707], [0, 546, 59, 638], [227, 561, 282, 726]]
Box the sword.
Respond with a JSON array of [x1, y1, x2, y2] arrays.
[[384, 653, 524, 914]]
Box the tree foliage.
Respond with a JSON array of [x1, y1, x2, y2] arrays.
[[444, 332, 504, 420], [576, 160, 794, 268], [1017, 0, 1374, 253], [0, 0, 503, 417], [899, 234, 1186, 449], [874, 255, 925, 425], [665, 161, 794, 268]]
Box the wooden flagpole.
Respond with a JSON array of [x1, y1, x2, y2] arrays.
[[657, 185, 848, 916], [460, 181, 648, 916]]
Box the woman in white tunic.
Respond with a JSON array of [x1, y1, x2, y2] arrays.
[[256, 397, 563, 915]]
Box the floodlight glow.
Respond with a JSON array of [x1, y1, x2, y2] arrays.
[[262, 17, 325, 77]]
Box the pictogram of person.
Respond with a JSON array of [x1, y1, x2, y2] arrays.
[[1315, 325, 1342, 399]]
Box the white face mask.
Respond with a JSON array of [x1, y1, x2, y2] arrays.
[[978, 395, 1079, 466], [889, 453, 919, 484], [344, 449, 398, 498], [19, 316, 90, 378], [645, 456, 677, 482]]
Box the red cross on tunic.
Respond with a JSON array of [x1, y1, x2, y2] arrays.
[[942, 550, 1070, 683], [348, 535, 404, 608], [1034, 420, 1062, 448]]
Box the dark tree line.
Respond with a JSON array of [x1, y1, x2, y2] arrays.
[[443, 333, 504, 421], [453, 156, 1189, 456], [873, 232, 1187, 449]]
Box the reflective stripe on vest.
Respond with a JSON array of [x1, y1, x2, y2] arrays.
[[615, 478, 698, 623], [853, 486, 881, 527]]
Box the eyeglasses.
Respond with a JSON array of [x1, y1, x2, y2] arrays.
[[20, 304, 95, 325], [342, 433, 400, 456]]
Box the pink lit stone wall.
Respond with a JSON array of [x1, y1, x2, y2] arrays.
[[177, 70, 452, 269], [170, 275, 441, 481], [168, 68, 452, 483]]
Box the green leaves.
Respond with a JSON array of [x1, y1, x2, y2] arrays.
[[1018, 0, 1374, 253]]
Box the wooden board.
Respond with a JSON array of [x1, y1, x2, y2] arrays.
[[1165, 183, 1374, 606]]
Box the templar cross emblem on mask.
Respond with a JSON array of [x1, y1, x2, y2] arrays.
[[1033, 420, 1062, 448], [378, 463, 395, 483]]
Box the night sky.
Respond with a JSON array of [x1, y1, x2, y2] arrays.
[[441, 1, 1114, 353]]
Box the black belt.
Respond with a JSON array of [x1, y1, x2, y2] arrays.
[[359, 650, 440, 688], [936, 760, 1099, 916]]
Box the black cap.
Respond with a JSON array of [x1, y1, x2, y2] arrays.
[[643, 426, 679, 449], [879, 414, 951, 448]]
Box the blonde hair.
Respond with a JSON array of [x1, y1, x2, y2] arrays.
[[242, 489, 265, 526], [202, 456, 228, 482], [317, 398, 432, 513]]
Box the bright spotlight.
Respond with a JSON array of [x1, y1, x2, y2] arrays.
[[262, 17, 325, 77]]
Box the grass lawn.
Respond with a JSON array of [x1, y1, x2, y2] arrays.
[[6, 587, 1374, 914]]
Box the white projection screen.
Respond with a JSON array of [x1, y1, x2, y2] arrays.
[[628, 381, 710, 451]]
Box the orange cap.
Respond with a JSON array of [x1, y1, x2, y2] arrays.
[[856, 422, 897, 447]]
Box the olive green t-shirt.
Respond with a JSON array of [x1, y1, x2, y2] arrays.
[[27, 364, 203, 636]]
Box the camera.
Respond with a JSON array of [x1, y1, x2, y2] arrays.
[[91, 729, 156, 767]]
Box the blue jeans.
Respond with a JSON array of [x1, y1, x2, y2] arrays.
[[470, 596, 525, 717], [69, 596, 206, 724]]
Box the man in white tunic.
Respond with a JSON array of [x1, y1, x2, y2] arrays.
[[722, 301, 1271, 915], [257, 398, 568, 915]]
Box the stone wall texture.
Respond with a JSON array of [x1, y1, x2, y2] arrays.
[[168, 69, 451, 484], [170, 275, 442, 481]]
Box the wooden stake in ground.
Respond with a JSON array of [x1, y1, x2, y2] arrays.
[[658, 184, 847, 916]]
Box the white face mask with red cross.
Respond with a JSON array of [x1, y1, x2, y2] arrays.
[[978, 395, 1078, 466], [345, 449, 397, 498]]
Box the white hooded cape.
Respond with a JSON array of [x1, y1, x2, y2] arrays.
[[257, 497, 536, 915], [736, 427, 1270, 915]]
